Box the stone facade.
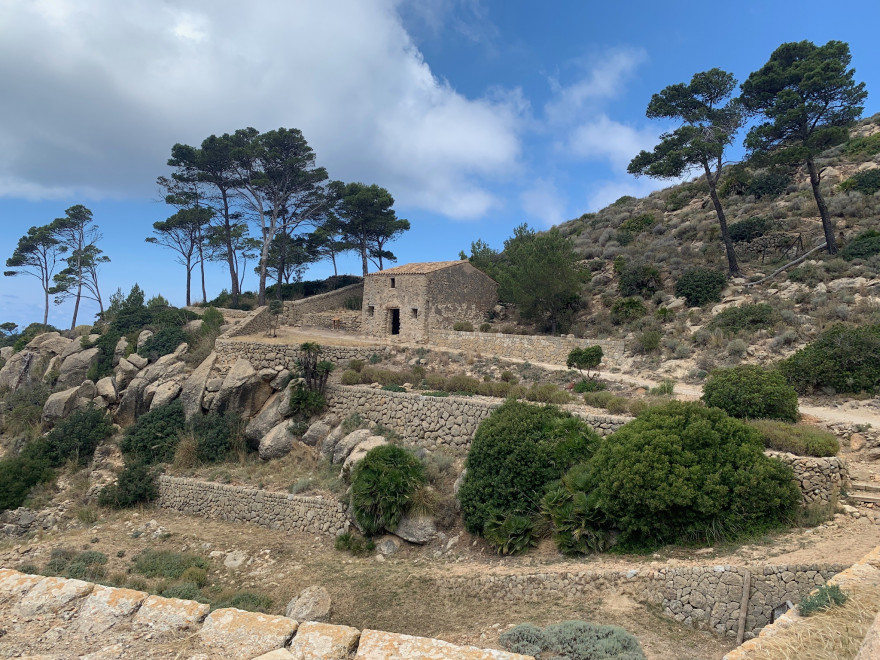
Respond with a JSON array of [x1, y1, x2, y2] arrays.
[[325, 385, 629, 453], [361, 261, 498, 343], [766, 451, 849, 504], [437, 562, 844, 639], [157, 476, 350, 536], [431, 330, 625, 365]]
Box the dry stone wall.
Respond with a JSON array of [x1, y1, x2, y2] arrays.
[[767, 451, 849, 504], [214, 339, 388, 370], [157, 477, 350, 536], [430, 330, 625, 365], [282, 283, 364, 326], [437, 561, 844, 639], [325, 385, 629, 453], [300, 310, 362, 332]]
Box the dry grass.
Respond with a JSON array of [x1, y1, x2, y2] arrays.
[[744, 584, 880, 660]]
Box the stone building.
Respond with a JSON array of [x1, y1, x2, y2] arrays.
[[361, 261, 498, 342]]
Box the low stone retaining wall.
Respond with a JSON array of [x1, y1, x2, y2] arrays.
[[301, 310, 363, 332], [226, 305, 272, 338], [282, 283, 364, 326], [430, 330, 625, 365], [214, 339, 388, 369], [157, 476, 350, 537], [325, 385, 630, 453], [436, 561, 844, 639], [767, 451, 849, 504]]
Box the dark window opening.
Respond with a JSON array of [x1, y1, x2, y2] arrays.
[[367, 305, 375, 317], [390, 308, 400, 335], [390, 277, 396, 288], [411, 308, 418, 318]]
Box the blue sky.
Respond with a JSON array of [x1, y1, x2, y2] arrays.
[[2, 0, 879, 329]]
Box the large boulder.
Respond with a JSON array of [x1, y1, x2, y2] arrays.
[[245, 392, 284, 449], [96, 377, 117, 403], [320, 425, 347, 461], [284, 586, 332, 623], [211, 358, 273, 419], [149, 380, 182, 410], [301, 420, 331, 448], [42, 386, 80, 426], [332, 429, 372, 465], [259, 420, 297, 460], [127, 353, 148, 369], [341, 436, 387, 477], [56, 347, 101, 389], [0, 346, 13, 361], [391, 512, 437, 545], [180, 351, 217, 420], [136, 330, 153, 350], [113, 337, 128, 367], [115, 355, 185, 425], [0, 332, 72, 392], [114, 358, 140, 390]]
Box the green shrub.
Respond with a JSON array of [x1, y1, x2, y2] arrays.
[[703, 365, 798, 422], [675, 269, 726, 307], [381, 384, 406, 392], [616, 214, 655, 245], [799, 584, 848, 617], [610, 298, 646, 325], [347, 359, 365, 373], [458, 400, 600, 541], [340, 369, 361, 385], [0, 452, 53, 512], [180, 566, 208, 587], [1, 383, 50, 435], [746, 170, 791, 199], [98, 459, 159, 508], [748, 420, 839, 457], [541, 464, 616, 555], [334, 531, 376, 556], [132, 550, 209, 579], [709, 303, 778, 334], [581, 402, 800, 549], [779, 323, 880, 394], [43, 407, 114, 467], [726, 338, 748, 358], [844, 133, 880, 156], [500, 620, 645, 660], [729, 216, 773, 243], [160, 582, 202, 601], [137, 326, 187, 362], [635, 330, 661, 354], [524, 383, 571, 404], [200, 306, 225, 330], [574, 379, 606, 393], [483, 512, 537, 555], [453, 321, 474, 332], [189, 411, 243, 463], [566, 346, 603, 377], [841, 230, 880, 261], [214, 591, 273, 613], [351, 445, 426, 536], [119, 401, 185, 464], [617, 262, 661, 298], [479, 322, 492, 332], [840, 169, 880, 195], [288, 384, 326, 421]]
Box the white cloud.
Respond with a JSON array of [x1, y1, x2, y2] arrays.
[[585, 177, 665, 213], [521, 178, 567, 227], [566, 114, 662, 170], [0, 0, 524, 219]]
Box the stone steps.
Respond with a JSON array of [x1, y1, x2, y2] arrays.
[[848, 491, 880, 505], [852, 481, 880, 493]]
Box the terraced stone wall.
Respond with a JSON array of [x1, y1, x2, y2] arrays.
[[214, 339, 388, 370], [430, 330, 625, 365]]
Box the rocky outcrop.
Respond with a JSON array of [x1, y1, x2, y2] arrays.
[[136, 330, 153, 350], [259, 420, 297, 460], [285, 585, 332, 622], [114, 354, 186, 426], [332, 429, 372, 464], [41, 386, 81, 425], [354, 629, 531, 660], [287, 621, 360, 660], [211, 358, 274, 418], [0, 332, 72, 392], [392, 512, 437, 545], [56, 347, 100, 389], [301, 420, 331, 448], [180, 351, 217, 419], [245, 392, 284, 447], [341, 436, 387, 477], [114, 357, 139, 390]]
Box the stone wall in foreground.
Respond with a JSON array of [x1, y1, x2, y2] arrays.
[[430, 330, 625, 365], [157, 476, 350, 537], [766, 451, 849, 504]]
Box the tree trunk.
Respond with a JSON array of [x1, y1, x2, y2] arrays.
[[703, 162, 741, 277], [360, 238, 369, 276], [221, 191, 240, 305], [197, 229, 207, 304], [43, 282, 49, 326], [330, 252, 338, 277], [185, 259, 192, 307], [70, 285, 81, 330], [806, 158, 838, 255]]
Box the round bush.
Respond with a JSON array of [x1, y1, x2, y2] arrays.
[[500, 620, 645, 660], [779, 323, 880, 394], [610, 298, 646, 325], [120, 401, 185, 465], [703, 365, 798, 422], [458, 400, 600, 538], [841, 230, 880, 261], [581, 402, 800, 549], [350, 445, 425, 536], [729, 216, 773, 243], [43, 407, 114, 467], [674, 269, 726, 307]]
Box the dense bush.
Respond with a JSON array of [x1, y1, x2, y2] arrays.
[[728, 216, 773, 243], [841, 230, 880, 261], [98, 459, 159, 508], [675, 268, 726, 307], [350, 445, 425, 536], [799, 584, 848, 617], [200, 307, 225, 330], [748, 419, 839, 457], [85, 330, 125, 381], [482, 512, 537, 555], [500, 621, 645, 660], [137, 326, 188, 361], [617, 262, 661, 298], [634, 330, 661, 354], [746, 170, 791, 199], [119, 401, 186, 464], [708, 303, 778, 334], [577, 402, 800, 549], [453, 321, 474, 332], [610, 297, 646, 325], [616, 214, 655, 246], [541, 464, 616, 555], [703, 365, 798, 422], [458, 400, 600, 541], [43, 407, 114, 466], [779, 323, 880, 394], [845, 132, 880, 156], [189, 411, 243, 463], [0, 452, 53, 512], [840, 169, 880, 195], [132, 549, 209, 579], [0, 383, 50, 436], [288, 384, 327, 421]]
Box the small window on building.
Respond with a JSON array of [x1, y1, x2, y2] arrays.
[[411, 308, 418, 319], [390, 277, 396, 288], [367, 305, 375, 317]]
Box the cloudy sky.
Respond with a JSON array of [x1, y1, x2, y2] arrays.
[[1, 0, 879, 328]]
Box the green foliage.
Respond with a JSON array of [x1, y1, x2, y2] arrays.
[[746, 170, 791, 199], [703, 365, 799, 422], [541, 464, 616, 555], [297, 343, 333, 395], [350, 445, 426, 536], [634, 330, 661, 354], [566, 346, 603, 377], [844, 132, 880, 156], [748, 419, 839, 457], [288, 384, 327, 421], [500, 620, 645, 660], [380, 383, 406, 392], [616, 214, 656, 246], [574, 379, 607, 394], [583, 402, 800, 549], [85, 330, 123, 381], [213, 591, 273, 613], [1, 382, 50, 436], [709, 303, 778, 334], [483, 512, 537, 555], [841, 230, 880, 261], [97, 459, 159, 508], [452, 321, 474, 332], [43, 407, 114, 466], [334, 531, 376, 556], [675, 268, 726, 306], [799, 584, 848, 616], [617, 261, 661, 299], [611, 195, 636, 206], [840, 169, 880, 195], [458, 400, 600, 539], [610, 298, 646, 325], [119, 401, 185, 464], [189, 411, 243, 463], [0, 452, 53, 512], [728, 216, 773, 243], [159, 582, 202, 601], [779, 323, 880, 394], [340, 369, 361, 385], [107, 284, 151, 335], [200, 306, 225, 330], [132, 550, 209, 579], [138, 326, 187, 362], [43, 549, 108, 581]]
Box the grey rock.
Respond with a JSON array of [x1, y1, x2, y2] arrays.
[[301, 420, 331, 448], [127, 353, 148, 369], [332, 429, 372, 464], [0, 346, 12, 361], [245, 392, 283, 448], [77, 379, 97, 399], [42, 386, 80, 426], [180, 351, 217, 420], [56, 347, 101, 389], [113, 337, 128, 367], [136, 330, 154, 350], [270, 369, 290, 390], [392, 512, 437, 545], [115, 358, 139, 390], [341, 436, 387, 477], [259, 420, 296, 460], [184, 319, 203, 334], [376, 536, 401, 556], [172, 342, 189, 360], [211, 358, 273, 419], [149, 380, 182, 410], [285, 586, 331, 623], [276, 379, 300, 418], [0, 332, 72, 392], [205, 377, 224, 392], [96, 377, 117, 402], [320, 425, 346, 461]]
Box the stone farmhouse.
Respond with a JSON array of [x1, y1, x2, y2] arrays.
[[361, 261, 498, 343]]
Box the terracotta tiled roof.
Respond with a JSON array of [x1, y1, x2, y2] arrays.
[[369, 261, 465, 275]]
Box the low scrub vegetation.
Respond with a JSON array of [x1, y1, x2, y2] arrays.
[[674, 268, 726, 307], [702, 365, 799, 422], [708, 303, 778, 335], [748, 419, 839, 457], [799, 584, 848, 617], [350, 445, 426, 536], [500, 620, 645, 660]]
